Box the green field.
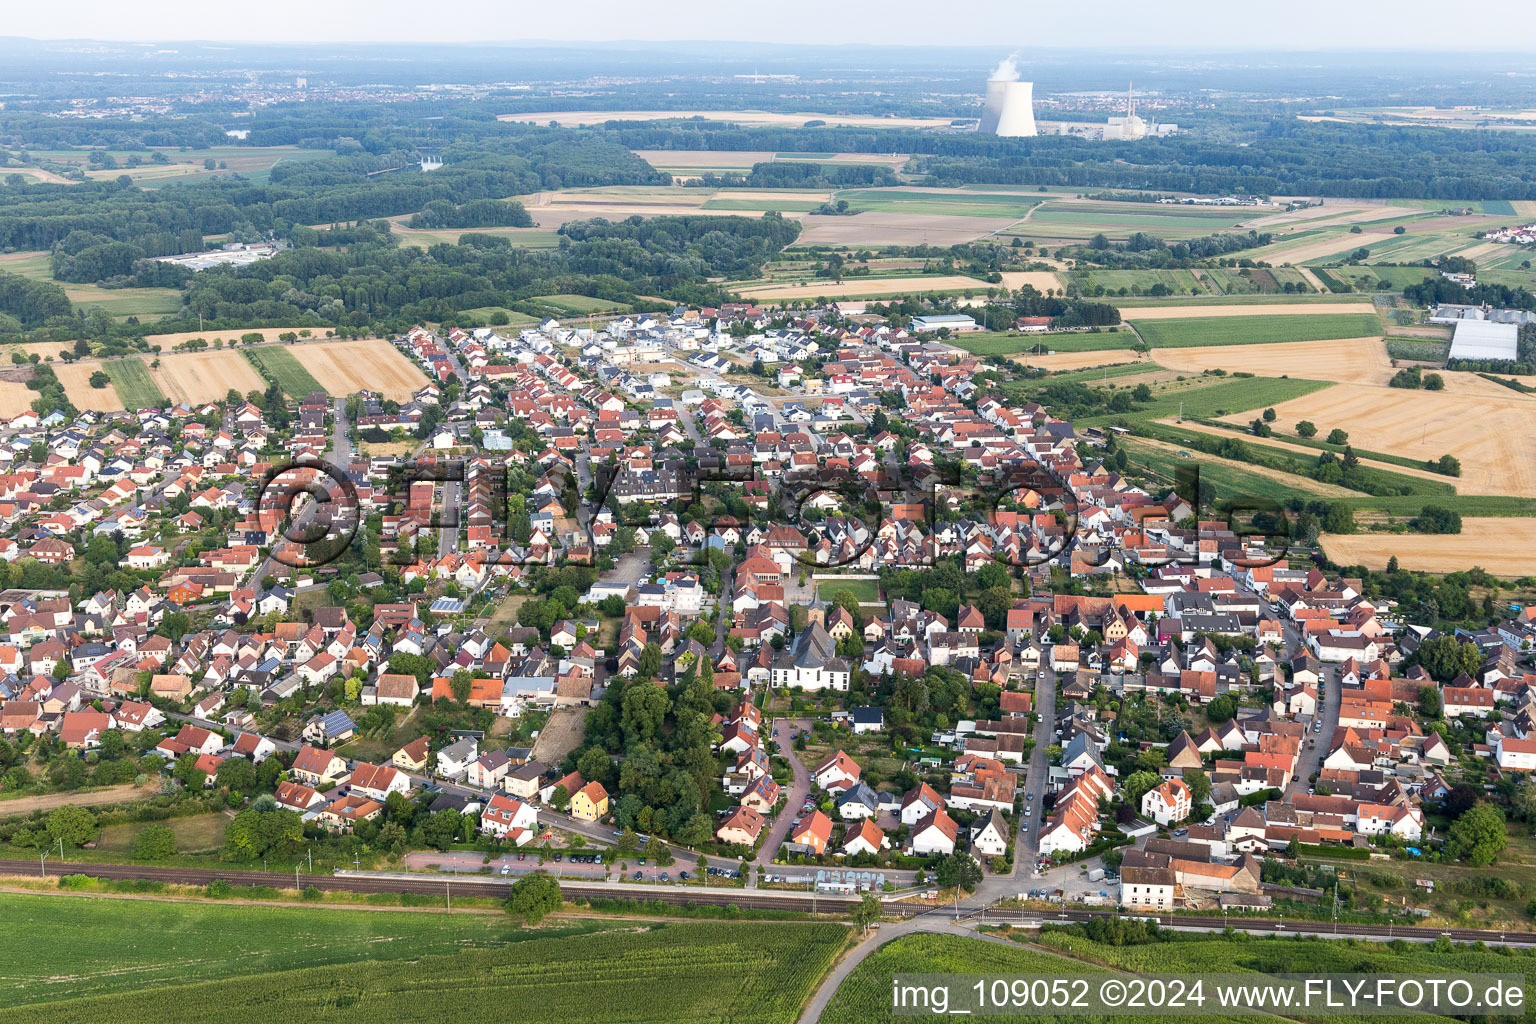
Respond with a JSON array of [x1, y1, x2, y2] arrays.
[[243, 346, 326, 397], [817, 578, 882, 604], [1076, 269, 1210, 296], [0, 251, 183, 319], [1107, 376, 1334, 423], [1385, 337, 1451, 361], [1, 895, 849, 1024], [1130, 312, 1383, 349], [0, 891, 532, 1007], [1319, 264, 1438, 291], [459, 306, 540, 325], [531, 293, 633, 315], [102, 357, 166, 408], [822, 933, 1110, 1024], [1200, 266, 1317, 294]]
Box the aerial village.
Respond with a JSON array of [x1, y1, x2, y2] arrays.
[[0, 303, 1524, 913]]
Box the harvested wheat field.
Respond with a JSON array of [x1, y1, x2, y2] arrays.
[[54, 362, 125, 411], [1154, 337, 1392, 384], [293, 339, 427, 400], [796, 212, 1019, 247], [0, 382, 36, 417], [1256, 232, 1396, 265], [737, 274, 996, 301], [1122, 302, 1378, 321], [1229, 382, 1536, 496], [1008, 350, 1154, 371], [1322, 520, 1536, 576], [149, 349, 266, 405], [998, 271, 1064, 292], [143, 327, 322, 349]]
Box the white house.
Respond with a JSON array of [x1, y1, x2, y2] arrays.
[[1120, 865, 1177, 910], [910, 808, 960, 856], [971, 811, 1009, 858], [1355, 802, 1423, 840], [1497, 734, 1536, 772], [1141, 778, 1192, 827], [479, 793, 539, 842]]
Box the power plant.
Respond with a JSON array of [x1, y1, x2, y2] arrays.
[[979, 56, 1037, 137]]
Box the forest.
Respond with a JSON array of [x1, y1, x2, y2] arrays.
[[173, 213, 802, 328], [608, 120, 1536, 200], [0, 129, 663, 285]]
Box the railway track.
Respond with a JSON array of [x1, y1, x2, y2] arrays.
[[6, 859, 1534, 946]]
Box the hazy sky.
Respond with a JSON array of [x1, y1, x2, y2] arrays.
[[9, 0, 1536, 49]]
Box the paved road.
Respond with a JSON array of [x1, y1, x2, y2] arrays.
[[249, 396, 351, 586], [797, 913, 997, 1024], [1291, 663, 1340, 793], [1011, 667, 1056, 879], [757, 717, 811, 871]]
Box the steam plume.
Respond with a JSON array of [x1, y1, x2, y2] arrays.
[[989, 54, 1020, 82]]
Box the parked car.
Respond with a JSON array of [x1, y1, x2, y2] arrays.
[[679, 871, 691, 881]]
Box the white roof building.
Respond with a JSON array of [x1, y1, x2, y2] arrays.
[[1449, 319, 1519, 361]]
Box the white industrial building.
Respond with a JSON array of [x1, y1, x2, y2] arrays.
[[1448, 319, 1519, 362]]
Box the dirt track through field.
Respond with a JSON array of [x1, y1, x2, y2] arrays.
[[1122, 302, 1379, 320], [1322, 520, 1536, 575], [1157, 419, 1460, 488], [0, 783, 155, 818], [1129, 435, 1358, 496]]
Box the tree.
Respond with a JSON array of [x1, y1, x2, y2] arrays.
[[1296, 420, 1317, 439], [422, 809, 463, 851], [46, 804, 96, 847], [852, 892, 882, 931], [131, 822, 178, 860], [934, 853, 983, 892], [222, 805, 303, 861], [1447, 803, 1507, 867], [1418, 685, 1442, 720], [1120, 770, 1160, 809], [1416, 635, 1481, 683], [1184, 769, 1211, 807], [1424, 373, 1445, 391], [506, 871, 562, 924], [1413, 505, 1462, 535], [1262, 407, 1276, 422], [1326, 428, 1349, 445], [215, 756, 257, 793], [1205, 693, 1238, 723], [88, 370, 110, 389]]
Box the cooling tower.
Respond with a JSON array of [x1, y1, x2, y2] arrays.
[[979, 79, 1009, 134], [995, 81, 1037, 137]]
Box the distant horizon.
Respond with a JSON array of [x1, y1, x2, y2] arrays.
[[2, 0, 1534, 53]]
